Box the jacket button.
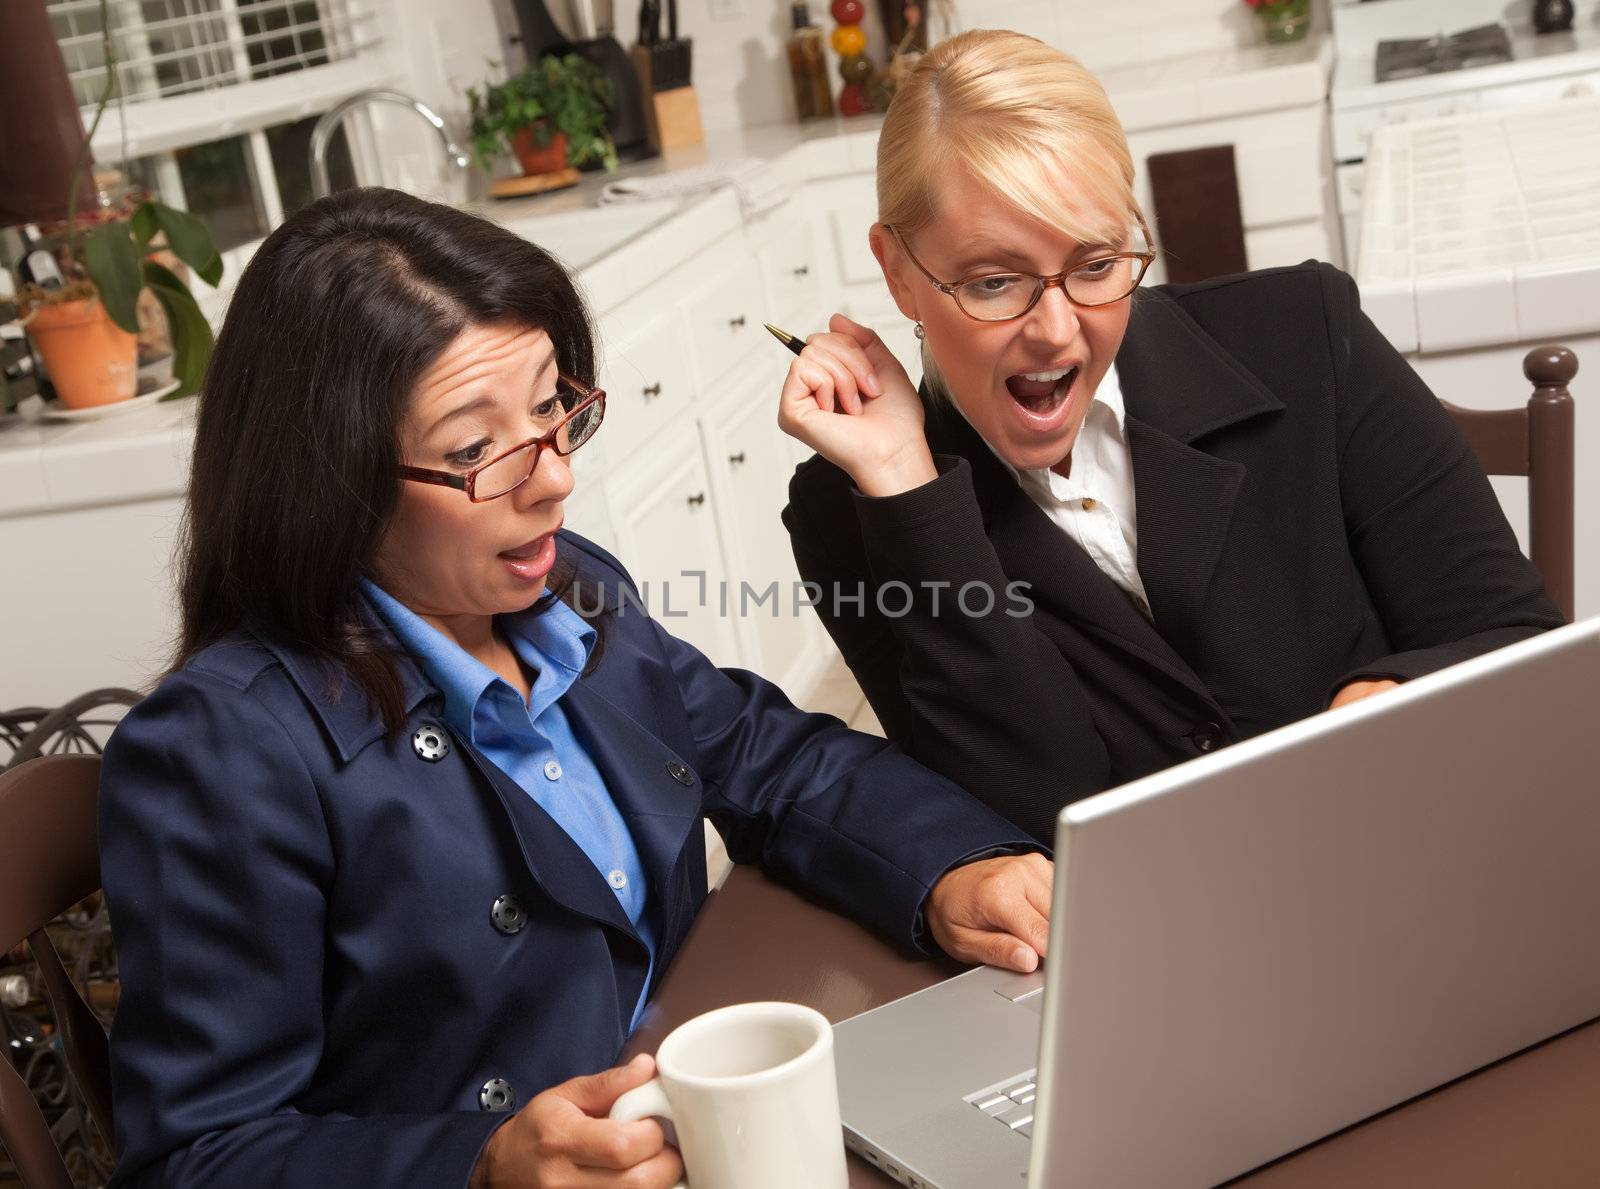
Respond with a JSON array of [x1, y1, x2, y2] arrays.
[[491, 895, 527, 935], [666, 761, 695, 786], [412, 724, 450, 762], [479, 1078, 514, 1112], [1191, 722, 1224, 753]]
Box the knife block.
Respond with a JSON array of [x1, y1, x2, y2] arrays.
[[630, 45, 704, 151]]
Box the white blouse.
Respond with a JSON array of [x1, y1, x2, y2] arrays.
[[958, 363, 1151, 615]]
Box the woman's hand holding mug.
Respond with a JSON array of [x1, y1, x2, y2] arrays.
[[470, 1053, 684, 1188], [777, 313, 939, 498]]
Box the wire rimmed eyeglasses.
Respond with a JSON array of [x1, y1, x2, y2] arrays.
[[399, 373, 606, 503], [885, 224, 1155, 323]]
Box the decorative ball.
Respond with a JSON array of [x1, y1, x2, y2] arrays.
[[838, 81, 871, 116], [839, 52, 875, 83], [830, 0, 865, 23], [830, 23, 866, 57]]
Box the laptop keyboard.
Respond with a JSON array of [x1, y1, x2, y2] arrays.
[[967, 1070, 1039, 1139]]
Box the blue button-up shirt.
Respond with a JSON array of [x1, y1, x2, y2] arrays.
[[362, 579, 656, 1029]]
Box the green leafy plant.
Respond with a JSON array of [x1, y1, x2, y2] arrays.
[[8, 0, 220, 406], [467, 55, 619, 173]]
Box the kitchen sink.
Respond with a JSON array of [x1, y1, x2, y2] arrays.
[[470, 193, 683, 271]]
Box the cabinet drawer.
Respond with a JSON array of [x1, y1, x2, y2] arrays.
[[599, 310, 695, 461], [608, 427, 742, 667], [687, 266, 765, 390], [1236, 138, 1325, 227], [827, 199, 880, 285], [761, 222, 820, 325]]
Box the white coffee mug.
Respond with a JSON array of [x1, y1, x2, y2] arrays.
[[609, 1001, 849, 1189]]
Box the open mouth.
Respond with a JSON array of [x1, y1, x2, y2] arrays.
[[498, 525, 561, 583], [1005, 364, 1080, 416], [500, 533, 554, 561]]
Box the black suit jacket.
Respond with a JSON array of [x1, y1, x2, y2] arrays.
[[784, 263, 1564, 843]]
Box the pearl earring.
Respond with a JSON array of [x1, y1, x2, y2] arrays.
[[913, 321, 926, 340]]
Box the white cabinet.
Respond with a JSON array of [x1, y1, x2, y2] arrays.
[[1124, 103, 1340, 279], [597, 308, 697, 463], [758, 219, 821, 328], [685, 264, 767, 392], [700, 360, 827, 702], [606, 423, 742, 667]]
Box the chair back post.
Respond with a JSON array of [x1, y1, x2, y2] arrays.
[[0, 754, 110, 1187], [1524, 345, 1578, 622]]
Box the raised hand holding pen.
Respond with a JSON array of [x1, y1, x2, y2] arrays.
[[772, 312, 939, 498]]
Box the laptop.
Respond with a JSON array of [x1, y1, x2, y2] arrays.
[[834, 618, 1600, 1189]]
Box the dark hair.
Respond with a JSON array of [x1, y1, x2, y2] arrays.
[[173, 187, 598, 732]]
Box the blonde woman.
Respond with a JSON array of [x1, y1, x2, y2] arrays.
[[778, 30, 1561, 843]]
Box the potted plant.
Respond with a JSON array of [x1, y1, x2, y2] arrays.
[[467, 55, 619, 177], [1241, 0, 1311, 44], [8, 0, 220, 411]]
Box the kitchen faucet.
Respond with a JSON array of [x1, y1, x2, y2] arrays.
[[309, 89, 471, 199]]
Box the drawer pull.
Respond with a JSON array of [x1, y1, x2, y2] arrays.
[[641, 382, 662, 398], [728, 451, 747, 466], [728, 315, 747, 329], [687, 492, 707, 508], [791, 265, 810, 277]]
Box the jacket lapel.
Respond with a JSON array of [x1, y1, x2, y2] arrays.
[[919, 285, 1285, 709], [924, 396, 1213, 703], [559, 680, 704, 950], [1116, 289, 1284, 657], [447, 728, 640, 941]]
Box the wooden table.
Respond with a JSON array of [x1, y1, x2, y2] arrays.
[[623, 865, 1600, 1188]]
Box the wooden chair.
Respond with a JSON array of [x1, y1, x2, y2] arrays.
[[0, 754, 112, 1189], [1440, 345, 1578, 622]]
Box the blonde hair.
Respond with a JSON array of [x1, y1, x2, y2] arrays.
[[877, 29, 1146, 246], [877, 31, 1150, 402]]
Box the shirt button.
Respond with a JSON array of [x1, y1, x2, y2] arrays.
[[411, 723, 449, 762], [479, 1078, 514, 1112], [608, 869, 628, 890], [543, 759, 562, 781], [491, 894, 527, 935], [1082, 497, 1098, 511]]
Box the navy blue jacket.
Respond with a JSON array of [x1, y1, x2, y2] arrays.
[[99, 533, 1037, 1188]]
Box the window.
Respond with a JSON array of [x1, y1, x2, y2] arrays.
[[49, 0, 385, 268]]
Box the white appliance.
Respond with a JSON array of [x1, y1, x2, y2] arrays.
[[1329, 0, 1600, 259]]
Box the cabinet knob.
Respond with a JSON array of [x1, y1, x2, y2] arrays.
[[728, 315, 747, 329], [687, 492, 707, 508], [728, 451, 746, 466], [791, 265, 810, 277], [641, 381, 662, 398]]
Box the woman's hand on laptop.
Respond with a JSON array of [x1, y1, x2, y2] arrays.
[[1328, 678, 1400, 710], [926, 852, 1054, 973]]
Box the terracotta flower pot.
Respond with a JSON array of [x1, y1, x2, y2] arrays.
[[509, 125, 570, 176], [26, 297, 138, 409]]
